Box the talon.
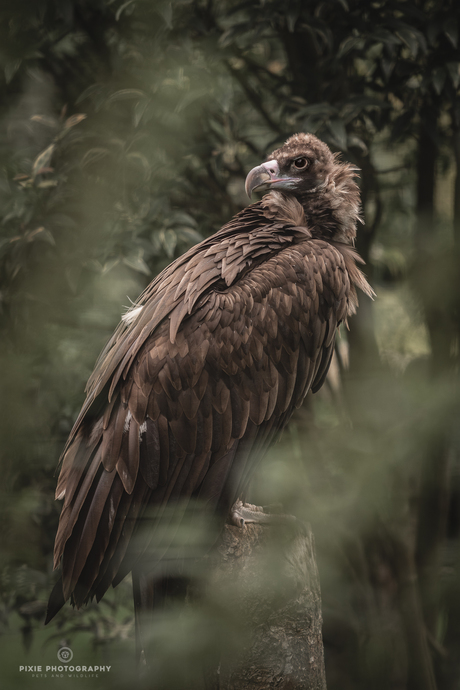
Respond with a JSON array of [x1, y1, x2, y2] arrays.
[[229, 499, 271, 528], [228, 499, 305, 534], [230, 499, 250, 528]]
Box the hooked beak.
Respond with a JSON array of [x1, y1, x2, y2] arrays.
[[245, 159, 298, 198]]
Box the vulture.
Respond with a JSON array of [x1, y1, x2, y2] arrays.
[[46, 133, 373, 649]]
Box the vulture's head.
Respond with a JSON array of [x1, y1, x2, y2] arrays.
[[245, 133, 335, 198], [245, 133, 361, 243]]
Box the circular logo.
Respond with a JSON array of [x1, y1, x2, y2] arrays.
[[57, 647, 73, 663]]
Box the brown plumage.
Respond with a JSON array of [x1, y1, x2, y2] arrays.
[[46, 133, 373, 630]]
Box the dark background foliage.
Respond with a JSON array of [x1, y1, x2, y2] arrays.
[[1, 1, 459, 688]]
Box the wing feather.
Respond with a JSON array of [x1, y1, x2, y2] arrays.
[[139, 419, 161, 489], [100, 403, 127, 472]]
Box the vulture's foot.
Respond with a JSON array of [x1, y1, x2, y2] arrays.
[[229, 499, 304, 534], [229, 499, 267, 528]]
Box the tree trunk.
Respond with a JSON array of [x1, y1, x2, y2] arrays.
[[206, 520, 327, 690]]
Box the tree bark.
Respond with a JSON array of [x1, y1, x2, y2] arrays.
[[206, 520, 327, 690]]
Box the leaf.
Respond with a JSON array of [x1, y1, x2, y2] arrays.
[[170, 211, 197, 228], [432, 68, 446, 95], [115, 0, 135, 20], [447, 62, 460, 89], [81, 148, 110, 168], [123, 254, 151, 275], [347, 135, 368, 155], [414, 29, 427, 54], [30, 115, 58, 128], [327, 119, 347, 150], [298, 102, 338, 117], [106, 89, 145, 104], [126, 152, 151, 180], [426, 22, 440, 47], [150, 232, 163, 254], [64, 113, 87, 129], [76, 83, 105, 104], [380, 59, 395, 81], [314, 26, 333, 51], [5, 60, 21, 84], [159, 228, 177, 258], [209, 118, 228, 139], [157, 2, 173, 29], [175, 87, 209, 113], [286, 10, 299, 33], [337, 36, 362, 57], [16, 178, 33, 189], [65, 265, 82, 293], [32, 145, 55, 178], [102, 258, 120, 274], [37, 180, 58, 189], [85, 259, 104, 273], [26, 227, 56, 245], [372, 27, 401, 47], [444, 19, 458, 48], [395, 29, 419, 57], [175, 227, 203, 245], [134, 99, 149, 127]]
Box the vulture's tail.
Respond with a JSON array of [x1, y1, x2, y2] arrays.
[[45, 576, 66, 624]]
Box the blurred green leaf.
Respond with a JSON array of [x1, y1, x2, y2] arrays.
[[432, 67, 446, 95], [64, 113, 87, 129], [170, 212, 198, 228], [81, 147, 111, 167], [133, 98, 149, 127], [32, 145, 55, 178], [327, 119, 347, 150], [126, 152, 151, 180], [31, 115, 58, 128], [447, 62, 460, 89], [159, 228, 177, 258], [157, 2, 173, 29], [4, 59, 21, 83], [444, 19, 458, 48], [175, 88, 210, 114], [36, 179, 58, 188], [123, 253, 151, 275], [107, 89, 145, 104], [102, 258, 120, 274], [395, 28, 419, 57], [115, 0, 135, 21], [26, 227, 56, 245]]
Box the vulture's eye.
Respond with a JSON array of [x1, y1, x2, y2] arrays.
[[293, 157, 308, 170]]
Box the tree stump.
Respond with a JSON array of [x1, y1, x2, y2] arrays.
[[206, 515, 327, 690]]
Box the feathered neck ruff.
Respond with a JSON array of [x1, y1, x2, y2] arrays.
[[261, 157, 362, 245]]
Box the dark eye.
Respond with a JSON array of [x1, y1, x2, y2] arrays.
[[293, 157, 308, 169]]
